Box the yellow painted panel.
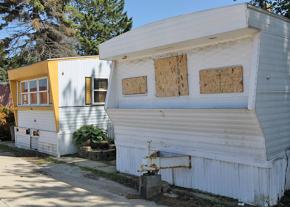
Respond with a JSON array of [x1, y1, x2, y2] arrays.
[[47, 61, 59, 132], [8, 60, 48, 81]]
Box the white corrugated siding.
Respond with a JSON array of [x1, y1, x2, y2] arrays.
[[109, 109, 267, 162], [14, 128, 30, 150], [117, 144, 286, 206], [58, 58, 111, 107], [59, 106, 110, 133], [38, 131, 58, 156], [17, 110, 56, 132], [248, 9, 290, 160], [56, 58, 112, 155]]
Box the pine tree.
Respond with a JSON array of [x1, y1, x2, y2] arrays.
[[69, 0, 132, 55], [0, 0, 78, 68]]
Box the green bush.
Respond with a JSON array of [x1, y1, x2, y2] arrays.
[[73, 125, 108, 148]]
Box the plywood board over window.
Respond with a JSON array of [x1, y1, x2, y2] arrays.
[[122, 76, 147, 95], [199, 65, 244, 94], [154, 54, 189, 97]]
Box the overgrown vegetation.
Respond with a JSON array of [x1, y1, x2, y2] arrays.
[[73, 125, 111, 149], [0, 105, 14, 140]]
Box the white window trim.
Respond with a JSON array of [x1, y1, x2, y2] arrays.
[[19, 77, 50, 106], [92, 78, 108, 105]]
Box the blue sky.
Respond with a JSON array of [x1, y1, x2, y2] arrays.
[[125, 0, 248, 28]]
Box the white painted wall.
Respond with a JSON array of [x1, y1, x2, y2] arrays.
[[58, 106, 110, 133], [58, 58, 111, 107], [56, 58, 112, 155], [18, 110, 56, 132], [115, 37, 255, 109]]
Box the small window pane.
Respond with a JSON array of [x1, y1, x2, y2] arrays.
[[39, 79, 47, 91], [30, 93, 37, 104], [22, 94, 28, 104], [29, 80, 37, 92], [21, 82, 28, 93], [94, 91, 106, 103], [39, 92, 48, 104], [94, 79, 108, 90]]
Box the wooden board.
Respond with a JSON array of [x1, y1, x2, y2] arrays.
[[177, 55, 189, 96], [154, 55, 189, 97], [199, 69, 221, 94], [155, 56, 179, 97], [220, 66, 243, 93], [122, 76, 147, 95], [85, 77, 92, 105], [199, 65, 243, 94]]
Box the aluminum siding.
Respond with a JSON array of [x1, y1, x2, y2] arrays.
[[109, 109, 267, 162], [18, 110, 56, 132], [58, 106, 110, 133], [248, 9, 290, 160], [117, 144, 286, 206]]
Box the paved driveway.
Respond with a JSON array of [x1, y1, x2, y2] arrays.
[[0, 151, 163, 207]]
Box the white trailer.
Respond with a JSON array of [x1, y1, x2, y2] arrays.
[[99, 4, 290, 206], [8, 56, 111, 156]]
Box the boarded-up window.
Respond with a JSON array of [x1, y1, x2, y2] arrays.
[[199, 66, 244, 94], [85, 77, 92, 105], [154, 55, 189, 97], [122, 76, 147, 95]]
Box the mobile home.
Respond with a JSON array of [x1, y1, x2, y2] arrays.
[[99, 4, 290, 206], [8, 56, 111, 156]]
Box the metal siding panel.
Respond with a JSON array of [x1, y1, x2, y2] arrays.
[[250, 12, 290, 159], [100, 4, 248, 59], [109, 109, 267, 162], [38, 131, 58, 156], [58, 59, 111, 107], [117, 145, 285, 206], [248, 9, 290, 39], [18, 110, 56, 132], [59, 106, 111, 133]]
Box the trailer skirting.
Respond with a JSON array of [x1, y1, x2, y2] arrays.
[[117, 144, 290, 206]]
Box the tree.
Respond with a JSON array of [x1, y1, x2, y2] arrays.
[[0, 0, 78, 69], [235, 0, 290, 19], [69, 0, 132, 55]]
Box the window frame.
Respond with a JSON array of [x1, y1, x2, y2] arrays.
[[92, 78, 108, 105], [19, 77, 50, 106]]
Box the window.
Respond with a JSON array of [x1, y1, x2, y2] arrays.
[[19, 78, 49, 106], [93, 78, 108, 104]]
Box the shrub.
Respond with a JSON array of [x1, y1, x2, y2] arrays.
[[73, 125, 108, 148], [0, 105, 15, 140]]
